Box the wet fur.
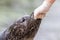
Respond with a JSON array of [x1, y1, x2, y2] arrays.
[[0, 13, 42, 40]]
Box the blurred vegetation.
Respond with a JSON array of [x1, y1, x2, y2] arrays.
[[0, 0, 43, 32]]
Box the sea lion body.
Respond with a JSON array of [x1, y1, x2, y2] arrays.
[[0, 13, 42, 40]]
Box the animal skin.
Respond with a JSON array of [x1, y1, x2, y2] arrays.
[[0, 0, 55, 40], [0, 13, 42, 40]]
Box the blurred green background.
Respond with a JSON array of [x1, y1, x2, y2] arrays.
[[0, 0, 43, 31]]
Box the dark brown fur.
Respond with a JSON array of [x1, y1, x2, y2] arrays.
[[0, 13, 42, 40]]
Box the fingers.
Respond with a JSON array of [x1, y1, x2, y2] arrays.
[[34, 0, 55, 19], [46, 0, 55, 4]]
